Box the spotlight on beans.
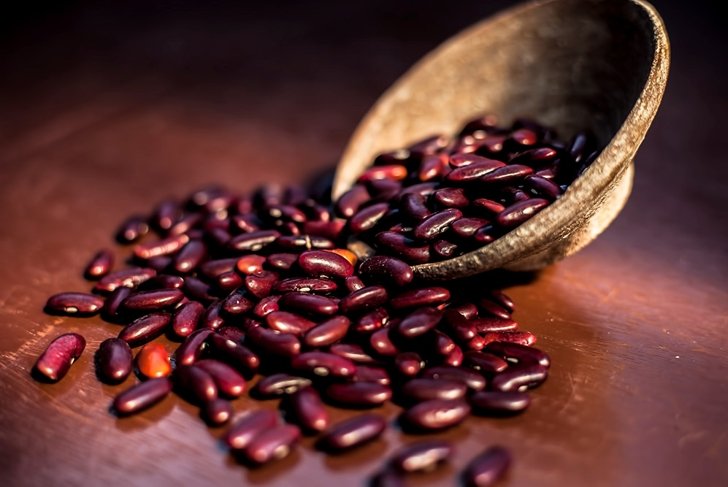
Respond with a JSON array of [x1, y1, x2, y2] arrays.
[[32, 114, 583, 482]]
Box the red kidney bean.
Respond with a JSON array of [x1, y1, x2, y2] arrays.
[[402, 399, 470, 431], [243, 424, 300, 464], [286, 386, 329, 433], [217, 326, 245, 343], [134, 234, 189, 261], [390, 440, 453, 473], [448, 152, 496, 167], [246, 325, 300, 358], [202, 301, 224, 330], [433, 187, 469, 208], [115, 215, 150, 244], [228, 230, 280, 252], [343, 276, 365, 292], [298, 250, 354, 279], [291, 351, 356, 378], [84, 249, 114, 280], [390, 287, 450, 310], [396, 307, 443, 338], [433, 330, 456, 355], [175, 328, 212, 366], [370, 328, 398, 357], [525, 174, 562, 199], [172, 240, 206, 274], [358, 164, 408, 183], [463, 351, 509, 375], [483, 330, 536, 347], [152, 200, 181, 231], [446, 159, 505, 183], [394, 352, 424, 377], [317, 414, 386, 451], [479, 164, 534, 185], [443, 345, 464, 366], [303, 316, 350, 347], [199, 258, 238, 279], [402, 378, 467, 403], [354, 307, 389, 334], [349, 203, 390, 234], [136, 343, 172, 379], [266, 311, 316, 336], [244, 270, 278, 299], [470, 391, 531, 415], [253, 374, 312, 398], [168, 212, 203, 236], [496, 198, 549, 228], [220, 291, 253, 318], [413, 208, 462, 241], [279, 292, 338, 316], [95, 338, 133, 384], [121, 289, 184, 311], [140, 274, 186, 291], [45, 292, 104, 317], [274, 277, 337, 294], [207, 333, 260, 374], [183, 276, 218, 303], [359, 256, 413, 287], [478, 299, 512, 319], [471, 317, 517, 333], [277, 234, 335, 251], [336, 184, 370, 218], [471, 198, 506, 215], [452, 217, 489, 238], [353, 365, 391, 386], [112, 378, 172, 416], [490, 363, 548, 392], [432, 239, 458, 259], [215, 271, 243, 291], [253, 295, 280, 317], [175, 364, 217, 404], [33, 333, 85, 382], [233, 254, 266, 275], [339, 286, 388, 314], [225, 410, 280, 450], [422, 366, 486, 392], [374, 232, 431, 264], [118, 312, 171, 347], [461, 445, 511, 487], [264, 253, 298, 271], [485, 342, 550, 367], [101, 286, 132, 322], [325, 382, 391, 408], [488, 289, 514, 312], [202, 397, 233, 426], [401, 193, 431, 221], [195, 359, 246, 398]]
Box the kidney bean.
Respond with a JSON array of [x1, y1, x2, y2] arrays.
[[84, 249, 114, 280], [402, 399, 470, 431], [303, 316, 350, 348], [298, 250, 355, 279], [136, 343, 171, 379], [118, 312, 171, 347], [195, 359, 246, 398], [112, 378, 172, 416], [274, 277, 337, 294], [45, 292, 104, 317], [33, 333, 86, 382], [470, 391, 531, 415], [199, 258, 238, 279], [446, 159, 505, 183], [254, 374, 312, 398], [485, 342, 550, 367], [266, 311, 316, 336], [202, 398, 233, 426], [353, 365, 391, 386], [175, 328, 212, 366], [394, 352, 424, 377], [175, 364, 217, 404], [336, 185, 370, 218], [95, 338, 133, 384], [349, 203, 390, 235], [101, 287, 132, 322], [391, 440, 453, 473], [496, 198, 549, 228], [253, 295, 280, 317], [396, 307, 443, 338], [443, 345, 464, 366], [413, 208, 462, 241], [115, 215, 150, 244], [402, 378, 467, 403], [343, 276, 365, 292], [225, 410, 280, 450], [228, 230, 280, 252], [452, 217, 489, 238], [421, 366, 486, 392], [219, 291, 253, 319], [490, 363, 548, 392], [463, 351, 509, 375], [471, 317, 517, 333], [291, 352, 356, 378], [246, 326, 300, 358], [401, 193, 432, 222], [216, 326, 245, 344], [358, 256, 414, 287], [461, 446, 511, 487], [374, 232, 431, 264], [286, 386, 329, 433], [317, 414, 386, 451], [122, 289, 184, 311], [370, 469, 406, 487], [352, 307, 387, 334], [265, 252, 298, 271], [172, 240, 206, 274], [183, 276, 218, 303], [244, 270, 278, 299], [370, 328, 398, 357], [134, 234, 189, 261], [279, 292, 338, 316], [339, 286, 388, 314], [478, 299, 512, 319], [525, 174, 562, 200], [243, 424, 300, 464], [433, 187, 469, 208], [390, 287, 450, 310], [325, 382, 392, 408], [207, 333, 260, 374], [471, 198, 506, 215]]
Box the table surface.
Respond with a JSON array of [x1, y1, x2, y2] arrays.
[[1, 1, 726, 486]]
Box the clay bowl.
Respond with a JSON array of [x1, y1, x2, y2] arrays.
[[333, 0, 670, 280]]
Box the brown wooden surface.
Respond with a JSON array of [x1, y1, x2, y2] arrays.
[[1, 1, 726, 486]]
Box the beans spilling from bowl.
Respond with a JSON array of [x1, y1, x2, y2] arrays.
[[339, 115, 599, 262], [31, 115, 585, 485]]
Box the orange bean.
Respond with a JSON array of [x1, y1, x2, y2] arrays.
[[136, 343, 172, 379]]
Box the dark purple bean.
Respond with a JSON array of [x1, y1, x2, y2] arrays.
[[478, 299, 512, 319], [253, 295, 280, 317], [84, 249, 113, 280], [274, 277, 338, 294], [446, 159, 505, 182], [134, 234, 189, 260], [353, 365, 391, 386], [483, 330, 536, 347], [349, 203, 390, 234], [220, 290, 254, 317], [402, 399, 470, 431], [433, 187, 469, 208], [480, 164, 534, 185], [286, 387, 329, 433], [325, 382, 391, 408], [102, 286, 132, 322], [470, 391, 531, 415], [173, 240, 206, 274], [452, 217, 490, 238], [279, 292, 338, 316], [359, 256, 414, 287], [95, 338, 133, 384], [217, 326, 245, 343], [207, 333, 260, 374], [336, 184, 370, 218], [94, 267, 157, 293], [370, 328, 398, 357], [298, 250, 354, 278], [266, 253, 299, 271], [471, 317, 517, 333], [175, 364, 217, 404], [394, 352, 424, 377], [490, 363, 548, 392], [228, 230, 280, 252], [244, 270, 278, 299], [390, 287, 450, 310], [484, 342, 550, 367], [33, 333, 85, 382], [243, 424, 300, 464], [199, 258, 237, 279], [112, 378, 172, 416], [461, 446, 512, 487], [422, 366, 486, 392], [396, 308, 443, 338], [471, 198, 505, 215], [183, 276, 218, 303], [354, 307, 389, 334], [225, 410, 280, 450], [266, 311, 316, 336], [345, 276, 366, 292], [488, 289, 514, 312], [495, 198, 549, 228], [118, 312, 171, 347], [413, 208, 462, 241], [291, 351, 356, 378], [317, 414, 386, 451], [374, 232, 431, 264], [463, 351, 509, 375], [525, 174, 562, 199], [175, 328, 212, 366], [202, 398, 233, 426], [254, 374, 312, 398], [391, 440, 453, 473], [401, 193, 431, 221], [402, 378, 467, 403], [246, 325, 300, 358], [340, 286, 388, 314], [115, 215, 150, 244], [303, 316, 350, 347], [195, 359, 246, 398], [121, 289, 184, 311], [330, 344, 377, 364], [45, 292, 104, 317]]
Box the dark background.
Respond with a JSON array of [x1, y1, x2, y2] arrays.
[[1, 1, 726, 486]]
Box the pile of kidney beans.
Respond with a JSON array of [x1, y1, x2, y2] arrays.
[[33, 115, 597, 486]]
